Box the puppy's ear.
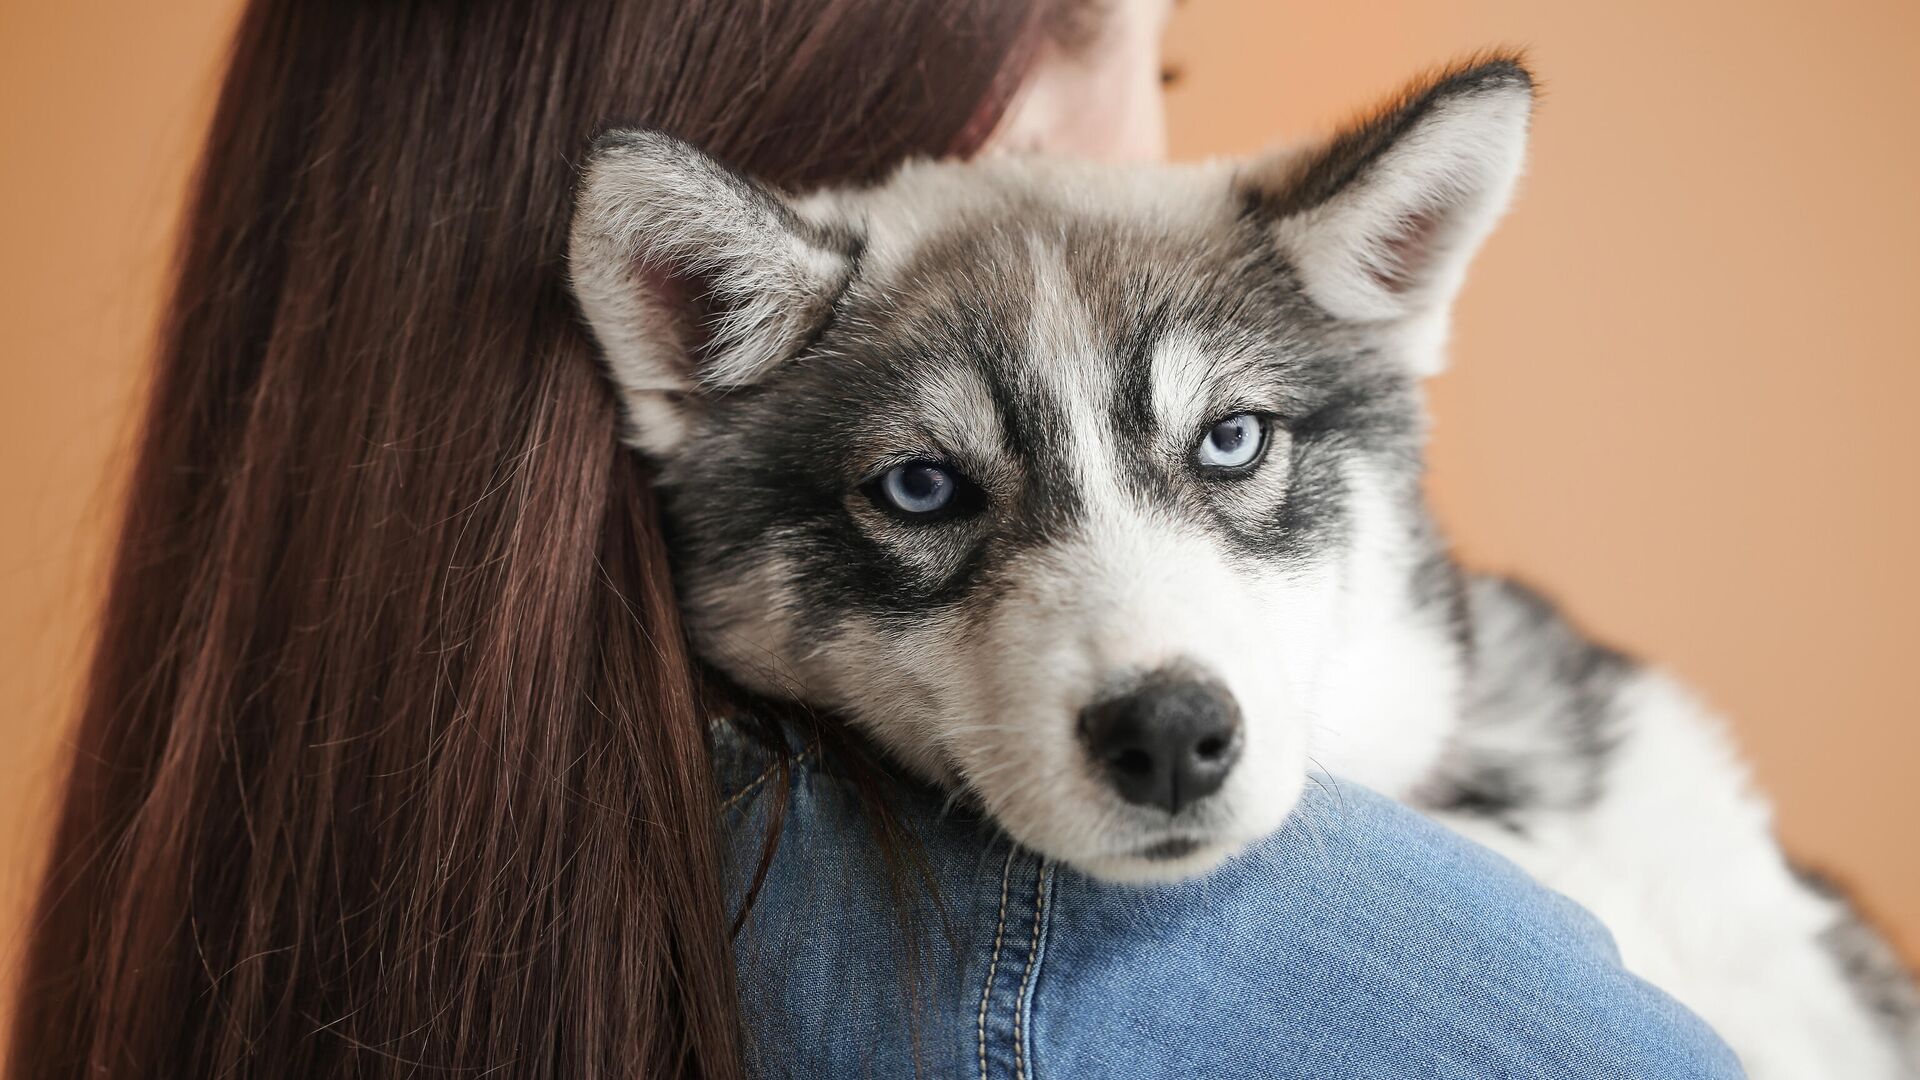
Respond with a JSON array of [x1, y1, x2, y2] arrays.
[[1239, 56, 1533, 376], [568, 130, 853, 456]]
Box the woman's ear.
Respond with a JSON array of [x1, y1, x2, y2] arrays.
[[1237, 56, 1534, 376], [568, 130, 854, 456]]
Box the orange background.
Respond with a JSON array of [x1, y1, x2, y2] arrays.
[[3, 0, 1916, 1043]]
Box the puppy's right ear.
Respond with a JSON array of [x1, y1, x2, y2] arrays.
[[568, 131, 853, 456], [1236, 56, 1533, 377]]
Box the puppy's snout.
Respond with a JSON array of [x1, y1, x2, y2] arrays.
[[1079, 676, 1243, 815]]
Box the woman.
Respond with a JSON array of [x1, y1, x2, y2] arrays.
[[7, 0, 1739, 1076]]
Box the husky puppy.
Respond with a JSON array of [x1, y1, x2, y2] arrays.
[[568, 56, 1916, 1077]]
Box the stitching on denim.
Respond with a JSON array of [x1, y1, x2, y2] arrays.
[[976, 847, 1018, 1080], [1012, 861, 1052, 1080], [717, 744, 816, 813]]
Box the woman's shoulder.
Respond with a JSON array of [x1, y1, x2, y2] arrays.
[[711, 716, 1740, 1078]]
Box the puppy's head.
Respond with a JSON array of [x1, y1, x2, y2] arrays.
[[569, 57, 1532, 881]]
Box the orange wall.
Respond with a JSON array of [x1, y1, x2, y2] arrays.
[[3, 0, 1916, 1043]]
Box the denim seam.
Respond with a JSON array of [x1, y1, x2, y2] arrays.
[[1013, 860, 1053, 1080], [717, 744, 818, 814], [976, 847, 1018, 1080]]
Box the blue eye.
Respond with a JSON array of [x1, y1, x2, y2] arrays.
[[1196, 413, 1266, 471], [877, 461, 958, 517]]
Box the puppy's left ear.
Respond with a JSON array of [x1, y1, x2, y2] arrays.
[[1239, 56, 1534, 375]]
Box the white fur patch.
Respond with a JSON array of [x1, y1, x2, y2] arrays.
[[1148, 332, 1215, 445], [1307, 463, 1462, 794]]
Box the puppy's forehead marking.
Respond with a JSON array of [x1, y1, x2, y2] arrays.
[[839, 196, 1287, 563], [1020, 239, 1133, 527]]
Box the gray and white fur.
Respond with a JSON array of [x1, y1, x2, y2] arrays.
[[568, 56, 1918, 1078]]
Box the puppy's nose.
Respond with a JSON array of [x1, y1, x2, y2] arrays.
[[1079, 677, 1243, 814]]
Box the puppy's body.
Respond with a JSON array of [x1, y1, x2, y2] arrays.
[[1439, 579, 1917, 1077], [569, 58, 1917, 1077]]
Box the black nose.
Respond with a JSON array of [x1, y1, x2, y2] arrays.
[[1079, 676, 1243, 815]]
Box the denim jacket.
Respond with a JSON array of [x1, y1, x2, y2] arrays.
[[713, 719, 1742, 1078]]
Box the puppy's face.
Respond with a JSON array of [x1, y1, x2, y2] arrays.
[[570, 59, 1532, 880]]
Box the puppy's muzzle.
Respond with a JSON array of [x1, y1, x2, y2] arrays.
[[1078, 672, 1243, 815]]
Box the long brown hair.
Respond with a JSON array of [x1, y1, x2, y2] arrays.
[[8, 2, 1057, 1075]]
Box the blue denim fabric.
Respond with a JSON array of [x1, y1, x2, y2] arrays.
[[715, 721, 1743, 1078]]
